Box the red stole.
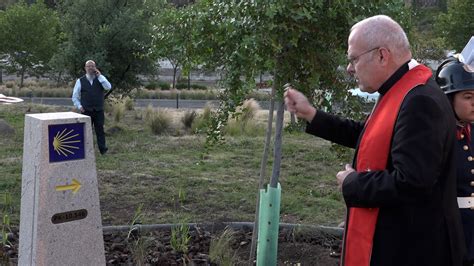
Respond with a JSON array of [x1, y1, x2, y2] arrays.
[[343, 65, 432, 266]]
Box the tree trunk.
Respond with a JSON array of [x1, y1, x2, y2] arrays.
[[0, 68, 3, 84], [56, 71, 62, 87], [249, 84, 276, 264], [187, 71, 191, 90], [270, 101, 284, 188], [172, 66, 178, 89], [20, 68, 25, 89]]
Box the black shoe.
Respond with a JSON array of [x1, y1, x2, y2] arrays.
[[100, 147, 108, 155]]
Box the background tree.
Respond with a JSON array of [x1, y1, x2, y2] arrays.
[[0, 1, 60, 87], [56, 0, 164, 94], [436, 0, 474, 52], [152, 4, 197, 90]]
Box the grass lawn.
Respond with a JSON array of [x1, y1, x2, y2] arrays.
[[0, 102, 350, 228]]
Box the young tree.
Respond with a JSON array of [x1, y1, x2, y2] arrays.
[[0, 1, 60, 87], [189, 1, 413, 261]]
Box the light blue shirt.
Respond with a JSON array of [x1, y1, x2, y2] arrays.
[[72, 75, 112, 109]]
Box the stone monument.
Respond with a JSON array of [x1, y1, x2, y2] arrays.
[[18, 112, 105, 265]]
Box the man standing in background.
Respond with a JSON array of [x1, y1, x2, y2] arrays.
[[72, 60, 111, 155]]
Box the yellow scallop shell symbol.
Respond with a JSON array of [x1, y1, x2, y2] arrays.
[[53, 128, 81, 156]]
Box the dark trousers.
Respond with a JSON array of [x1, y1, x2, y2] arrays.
[[83, 109, 107, 153]]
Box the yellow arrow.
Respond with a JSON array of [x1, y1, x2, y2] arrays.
[[55, 179, 81, 194]]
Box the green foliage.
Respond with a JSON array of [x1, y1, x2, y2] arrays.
[[190, 1, 413, 144], [405, 6, 446, 62], [209, 227, 238, 266], [152, 3, 198, 89], [144, 82, 158, 90], [176, 83, 207, 90], [436, 0, 474, 52], [0, 1, 60, 87], [192, 105, 213, 133], [170, 222, 191, 254], [56, 0, 165, 93]]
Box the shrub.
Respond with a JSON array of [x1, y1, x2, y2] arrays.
[[175, 83, 188, 90], [5, 81, 15, 89], [181, 110, 197, 129], [192, 84, 207, 90], [179, 90, 217, 100], [144, 81, 158, 90], [146, 108, 172, 135], [158, 82, 170, 90], [176, 83, 208, 90]]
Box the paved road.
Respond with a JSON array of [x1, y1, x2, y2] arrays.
[[21, 97, 273, 110]]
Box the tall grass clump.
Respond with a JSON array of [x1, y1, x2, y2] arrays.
[[181, 110, 197, 129], [191, 105, 213, 133], [225, 99, 264, 136], [209, 227, 239, 266], [111, 102, 126, 123], [127, 204, 150, 266], [124, 97, 134, 111], [239, 98, 259, 124], [145, 108, 172, 135], [143, 104, 154, 122]]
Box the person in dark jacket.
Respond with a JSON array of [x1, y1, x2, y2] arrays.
[[72, 60, 111, 155], [437, 57, 474, 266], [284, 15, 464, 266]]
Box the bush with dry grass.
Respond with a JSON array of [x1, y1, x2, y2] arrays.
[[144, 108, 172, 135]]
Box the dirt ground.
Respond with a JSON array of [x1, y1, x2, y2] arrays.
[[2, 226, 341, 265]]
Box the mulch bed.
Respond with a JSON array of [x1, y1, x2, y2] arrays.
[[1, 225, 341, 265]]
